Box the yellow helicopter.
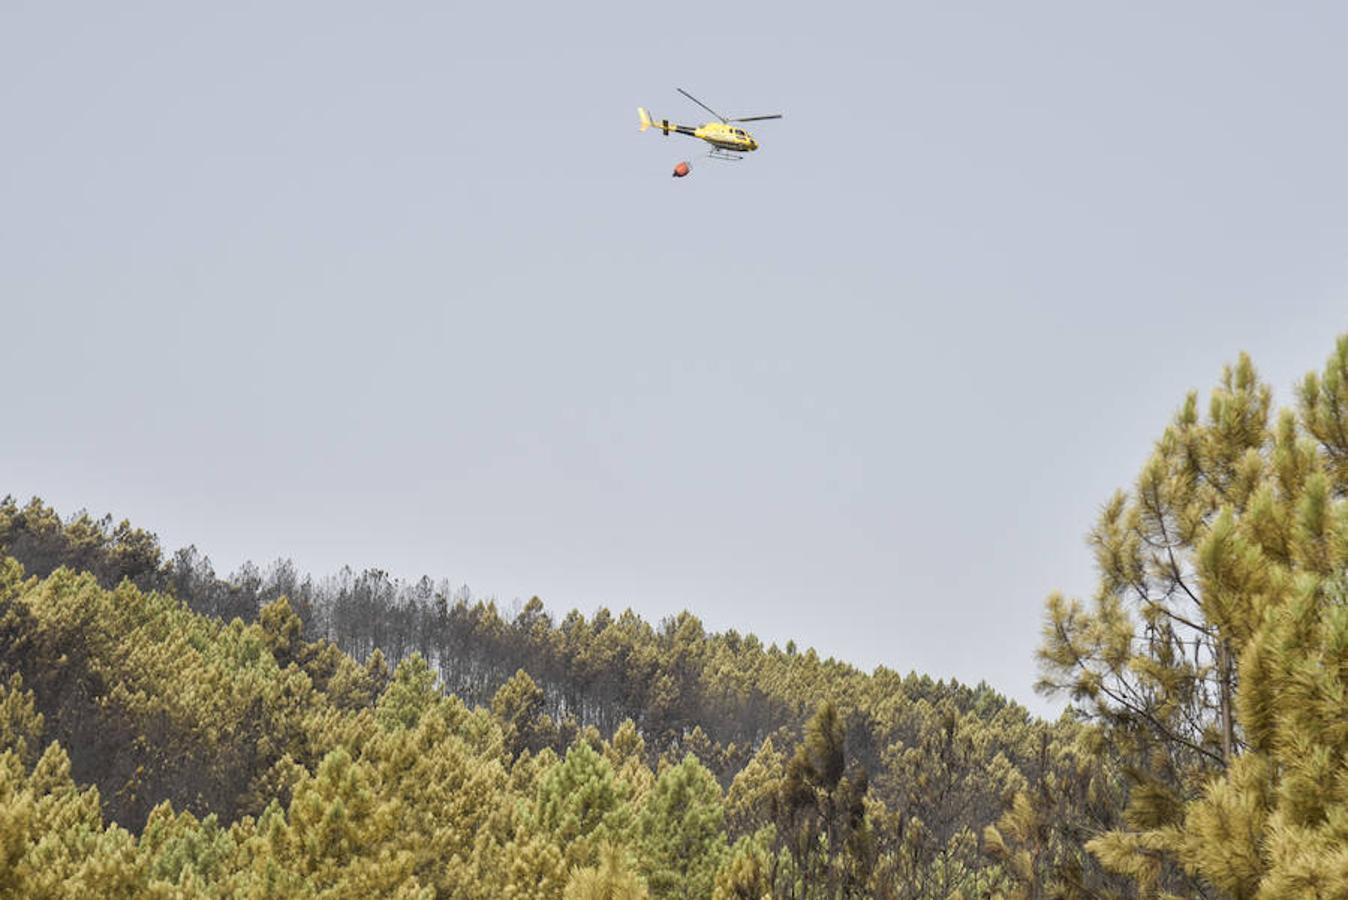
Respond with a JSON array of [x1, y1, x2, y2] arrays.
[[638, 88, 782, 161]]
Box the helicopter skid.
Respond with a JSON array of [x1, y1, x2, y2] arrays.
[[706, 148, 744, 161]]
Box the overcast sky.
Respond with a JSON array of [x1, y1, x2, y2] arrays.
[[4, 2, 1346, 714]]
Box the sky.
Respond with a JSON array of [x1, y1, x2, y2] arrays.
[[3, 2, 1346, 715]]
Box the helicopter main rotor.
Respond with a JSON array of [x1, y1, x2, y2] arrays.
[[676, 87, 782, 124]]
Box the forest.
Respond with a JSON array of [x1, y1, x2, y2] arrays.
[[2, 335, 1348, 897]]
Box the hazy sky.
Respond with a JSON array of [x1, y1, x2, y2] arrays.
[[4, 3, 1346, 715]]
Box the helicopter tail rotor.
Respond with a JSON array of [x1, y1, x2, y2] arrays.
[[638, 107, 652, 132]]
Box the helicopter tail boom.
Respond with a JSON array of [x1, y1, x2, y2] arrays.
[[639, 107, 698, 138]]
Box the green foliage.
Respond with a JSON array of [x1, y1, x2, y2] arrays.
[[0, 675, 43, 767], [725, 738, 782, 838], [533, 741, 634, 870], [376, 654, 439, 732], [0, 497, 161, 590], [1039, 334, 1348, 896], [778, 701, 873, 896], [564, 842, 650, 900], [263, 747, 423, 896], [0, 530, 1103, 897], [499, 833, 568, 899], [259, 595, 304, 668], [712, 829, 775, 900], [637, 754, 727, 898], [493, 668, 552, 759]]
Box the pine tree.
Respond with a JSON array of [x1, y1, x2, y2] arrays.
[[636, 753, 728, 898], [1039, 336, 1348, 895], [712, 830, 775, 900], [500, 833, 568, 899], [779, 701, 872, 896], [725, 738, 783, 838], [264, 747, 422, 896], [259, 595, 304, 669], [494, 669, 551, 759], [534, 741, 635, 870], [376, 654, 439, 731], [565, 842, 651, 900], [0, 675, 44, 767]]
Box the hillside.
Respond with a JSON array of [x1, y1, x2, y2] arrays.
[[4, 334, 1348, 898], [0, 497, 1118, 897]]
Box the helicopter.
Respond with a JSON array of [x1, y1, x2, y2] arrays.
[[638, 88, 782, 161]]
